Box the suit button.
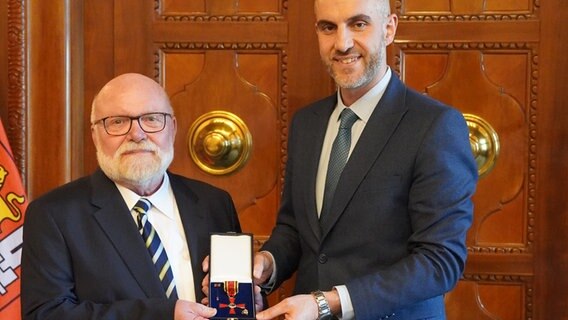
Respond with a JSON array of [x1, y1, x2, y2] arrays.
[[318, 253, 328, 263]]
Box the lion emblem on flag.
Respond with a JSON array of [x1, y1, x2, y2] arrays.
[[0, 165, 25, 228]]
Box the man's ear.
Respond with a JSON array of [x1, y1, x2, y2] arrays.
[[171, 115, 178, 135], [385, 13, 398, 46]]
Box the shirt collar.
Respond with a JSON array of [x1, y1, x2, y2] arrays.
[[115, 173, 176, 221], [335, 67, 392, 123]]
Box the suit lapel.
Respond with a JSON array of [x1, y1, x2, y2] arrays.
[[301, 98, 336, 241], [89, 170, 165, 298], [319, 76, 409, 237]]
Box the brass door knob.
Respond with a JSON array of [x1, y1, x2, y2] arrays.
[[464, 113, 500, 178], [188, 111, 252, 175]]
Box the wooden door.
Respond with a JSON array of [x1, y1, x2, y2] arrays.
[[2, 0, 567, 318], [392, 0, 567, 319]]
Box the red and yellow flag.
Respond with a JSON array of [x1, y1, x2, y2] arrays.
[[0, 119, 27, 320]]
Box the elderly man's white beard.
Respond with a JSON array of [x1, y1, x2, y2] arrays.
[[97, 140, 174, 189]]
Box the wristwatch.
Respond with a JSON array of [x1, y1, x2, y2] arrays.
[[311, 290, 333, 320]]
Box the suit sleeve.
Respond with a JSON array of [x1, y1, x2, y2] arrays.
[[21, 200, 176, 320], [346, 107, 477, 318], [260, 114, 303, 287]]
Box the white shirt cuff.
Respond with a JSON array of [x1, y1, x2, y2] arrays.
[[334, 285, 355, 320]]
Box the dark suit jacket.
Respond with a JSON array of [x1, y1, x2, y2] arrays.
[[21, 169, 241, 320], [261, 75, 478, 319]]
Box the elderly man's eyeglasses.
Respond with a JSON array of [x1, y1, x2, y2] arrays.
[[92, 112, 172, 136]]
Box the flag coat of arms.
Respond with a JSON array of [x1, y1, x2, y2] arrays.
[[0, 120, 27, 320]]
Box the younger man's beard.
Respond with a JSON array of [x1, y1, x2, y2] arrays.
[[97, 140, 174, 188], [327, 50, 382, 90]]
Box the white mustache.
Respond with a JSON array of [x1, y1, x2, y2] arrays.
[[117, 141, 159, 155]]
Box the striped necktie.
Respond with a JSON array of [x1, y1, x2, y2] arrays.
[[133, 198, 178, 299]]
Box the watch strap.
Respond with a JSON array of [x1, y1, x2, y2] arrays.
[[311, 290, 333, 320]]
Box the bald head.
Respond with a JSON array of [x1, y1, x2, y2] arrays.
[[315, 0, 391, 18], [91, 73, 173, 123]]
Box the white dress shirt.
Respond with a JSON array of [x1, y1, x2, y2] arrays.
[[116, 173, 196, 301]]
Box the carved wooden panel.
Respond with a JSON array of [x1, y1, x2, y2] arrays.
[[404, 49, 532, 248], [162, 49, 284, 235], [400, 0, 536, 16], [160, 0, 282, 15], [446, 280, 528, 319]]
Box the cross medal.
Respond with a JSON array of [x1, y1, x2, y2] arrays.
[[218, 281, 248, 315]]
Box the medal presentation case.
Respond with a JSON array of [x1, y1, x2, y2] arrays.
[[209, 233, 255, 320]]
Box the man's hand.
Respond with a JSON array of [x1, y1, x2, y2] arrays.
[[174, 300, 217, 320], [253, 284, 265, 312], [201, 255, 211, 305], [255, 294, 318, 320], [253, 251, 274, 285]]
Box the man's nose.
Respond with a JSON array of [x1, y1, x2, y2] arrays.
[[127, 119, 147, 141], [335, 27, 354, 53]]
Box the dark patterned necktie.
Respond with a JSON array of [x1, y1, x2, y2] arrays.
[[133, 198, 178, 299], [321, 108, 359, 219]]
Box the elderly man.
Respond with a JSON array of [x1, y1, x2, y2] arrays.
[[21, 73, 241, 320]]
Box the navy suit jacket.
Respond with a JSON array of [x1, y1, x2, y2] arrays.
[[261, 75, 478, 319], [21, 169, 241, 319]]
